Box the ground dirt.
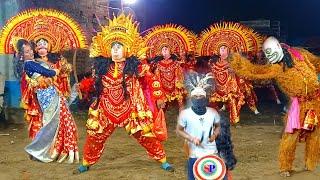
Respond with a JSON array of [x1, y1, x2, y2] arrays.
[[0, 102, 319, 180]]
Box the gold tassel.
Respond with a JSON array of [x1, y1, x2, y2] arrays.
[[113, 63, 118, 78]]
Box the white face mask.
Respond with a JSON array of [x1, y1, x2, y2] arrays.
[[219, 45, 229, 60], [262, 37, 284, 64], [161, 46, 171, 59], [36, 39, 49, 49], [111, 43, 125, 62], [36, 39, 49, 57]]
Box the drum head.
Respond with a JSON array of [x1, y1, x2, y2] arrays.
[[193, 155, 226, 180]]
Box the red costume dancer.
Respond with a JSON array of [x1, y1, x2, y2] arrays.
[[0, 9, 86, 139], [144, 25, 197, 110], [75, 14, 174, 174], [197, 22, 260, 124], [0, 9, 87, 163], [181, 52, 197, 74]]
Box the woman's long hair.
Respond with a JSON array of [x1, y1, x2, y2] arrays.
[[282, 48, 294, 70], [13, 39, 30, 79], [34, 52, 61, 64]]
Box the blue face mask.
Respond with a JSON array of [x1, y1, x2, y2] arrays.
[[191, 97, 207, 115]]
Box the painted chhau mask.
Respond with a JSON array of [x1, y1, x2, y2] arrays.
[[36, 38, 49, 50], [262, 36, 284, 64]]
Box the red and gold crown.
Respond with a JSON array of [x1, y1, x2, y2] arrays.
[[143, 24, 197, 57], [90, 13, 146, 58], [196, 22, 254, 56], [242, 26, 264, 54], [0, 8, 87, 54]]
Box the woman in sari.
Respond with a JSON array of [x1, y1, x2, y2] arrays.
[[17, 39, 79, 163]]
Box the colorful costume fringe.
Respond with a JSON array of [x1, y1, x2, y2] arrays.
[[230, 46, 320, 172]]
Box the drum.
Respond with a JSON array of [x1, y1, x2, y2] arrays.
[[193, 155, 226, 180]]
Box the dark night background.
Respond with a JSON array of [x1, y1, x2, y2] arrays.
[[2, 0, 320, 46], [129, 0, 320, 41]]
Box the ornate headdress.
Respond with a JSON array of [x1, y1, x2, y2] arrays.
[[143, 24, 197, 57], [242, 26, 264, 54], [185, 72, 214, 97], [90, 13, 145, 58], [196, 22, 254, 56], [0, 8, 87, 54]]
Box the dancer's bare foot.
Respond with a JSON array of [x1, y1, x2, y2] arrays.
[[280, 171, 290, 177]]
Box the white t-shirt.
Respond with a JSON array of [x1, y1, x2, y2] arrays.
[[178, 107, 220, 158]]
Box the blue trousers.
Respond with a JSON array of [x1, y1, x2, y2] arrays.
[[187, 158, 197, 180]]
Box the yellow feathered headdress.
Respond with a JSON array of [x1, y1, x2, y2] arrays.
[[90, 13, 145, 58]]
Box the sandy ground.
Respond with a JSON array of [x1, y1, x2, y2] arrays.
[[0, 102, 319, 180]]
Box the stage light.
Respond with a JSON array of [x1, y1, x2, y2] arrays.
[[123, 0, 137, 4]]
